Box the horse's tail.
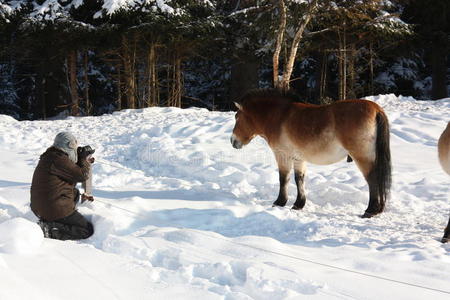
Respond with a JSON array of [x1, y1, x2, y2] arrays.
[[374, 111, 392, 212]]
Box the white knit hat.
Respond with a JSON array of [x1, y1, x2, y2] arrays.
[[53, 132, 78, 163]]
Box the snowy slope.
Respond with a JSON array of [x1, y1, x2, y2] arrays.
[[0, 95, 449, 299]]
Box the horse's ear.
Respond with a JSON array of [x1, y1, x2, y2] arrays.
[[234, 102, 243, 111]]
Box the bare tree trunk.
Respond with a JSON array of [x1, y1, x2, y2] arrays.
[[168, 51, 183, 108], [318, 50, 328, 103], [83, 51, 91, 115], [369, 42, 374, 96], [175, 55, 182, 107], [122, 35, 137, 109], [280, 0, 318, 90], [338, 50, 347, 100], [132, 35, 139, 108], [147, 43, 159, 106], [273, 0, 287, 88], [338, 34, 343, 100], [137, 61, 145, 108], [166, 59, 171, 107], [342, 29, 347, 100], [347, 43, 356, 99], [116, 62, 122, 111], [337, 28, 347, 100], [68, 50, 79, 116]]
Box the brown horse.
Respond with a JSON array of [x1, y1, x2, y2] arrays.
[[438, 122, 450, 243], [231, 89, 391, 218]]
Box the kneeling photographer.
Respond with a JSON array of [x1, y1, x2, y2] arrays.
[[30, 132, 95, 240]]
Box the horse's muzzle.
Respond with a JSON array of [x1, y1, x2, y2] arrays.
[[230, 134, 243, 149]]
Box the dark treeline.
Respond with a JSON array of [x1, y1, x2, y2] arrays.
[[0, 0, 449, 120]]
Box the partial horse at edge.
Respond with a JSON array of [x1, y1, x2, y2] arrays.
[[438, 122, 450, 243]]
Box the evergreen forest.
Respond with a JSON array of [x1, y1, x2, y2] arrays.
[[0, 0, 449, 119]]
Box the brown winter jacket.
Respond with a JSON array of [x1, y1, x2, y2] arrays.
[[30, 147, 91, 221]]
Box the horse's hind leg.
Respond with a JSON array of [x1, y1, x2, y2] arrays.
[[353, 158, 382, 218], [272, 152, 293, 207], [363, 169, 383, 218], [292, 160, 307, 210]]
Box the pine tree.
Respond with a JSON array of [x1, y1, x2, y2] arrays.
[[403, 0, 449, 100], [306, 0, 411, 100]]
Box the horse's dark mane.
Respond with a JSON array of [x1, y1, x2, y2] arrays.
[[236, 88, 300, 105]]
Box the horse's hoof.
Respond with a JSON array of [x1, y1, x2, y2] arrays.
[[442, 237, 449, 243], [272, 200, 287, 207], [361, 212, 375, 218], [291, 205, 302, 210]]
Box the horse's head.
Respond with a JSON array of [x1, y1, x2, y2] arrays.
[[231, 102, 257, 149]]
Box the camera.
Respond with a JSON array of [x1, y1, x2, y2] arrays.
[[77, 145, 95, 156]]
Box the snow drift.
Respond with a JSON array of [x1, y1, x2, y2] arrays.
[[0, 94, 449, 299]]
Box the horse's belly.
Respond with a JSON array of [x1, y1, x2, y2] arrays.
[[304, 145, 348, 165], [281, 129, 348, 165]]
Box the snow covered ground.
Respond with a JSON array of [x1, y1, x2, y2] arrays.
[[0, 94, 449, 299]]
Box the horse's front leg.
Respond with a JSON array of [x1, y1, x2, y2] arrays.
[[292, 160, 307, 210], [273, 152, 293, 207]]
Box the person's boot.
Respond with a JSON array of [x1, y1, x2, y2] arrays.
[[38, 220, 65, 239], [38, 220, 51, 238], [50, 226, 62, 240]]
